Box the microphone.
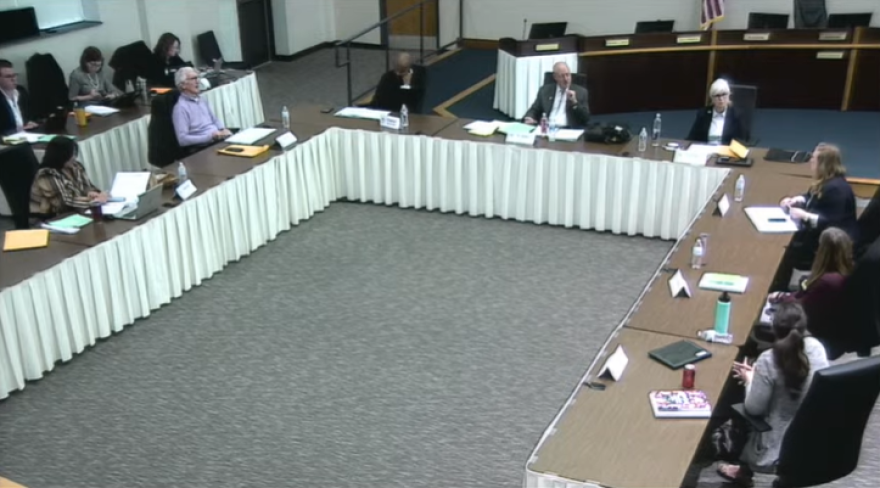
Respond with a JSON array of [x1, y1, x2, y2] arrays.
[[522, 18, 528, 40]]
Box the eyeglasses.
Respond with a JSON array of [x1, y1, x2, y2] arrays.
[[712, 93, 730, 98]]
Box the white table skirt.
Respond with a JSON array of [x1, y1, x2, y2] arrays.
[[493, 50, 579, 120], [0, 129, 728, 402], [0, 73, 265, 213]]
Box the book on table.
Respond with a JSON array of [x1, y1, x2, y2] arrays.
[[649, 390, 712, 419]]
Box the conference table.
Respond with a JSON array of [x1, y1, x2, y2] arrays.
[[0, 106, 816, 488]]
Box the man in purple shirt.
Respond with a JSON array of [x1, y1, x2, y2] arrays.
[[171, 67, 231, 147]]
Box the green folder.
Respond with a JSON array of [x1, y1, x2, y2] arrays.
[[48, 214, 93, 229], [37, 135, 76, 143]]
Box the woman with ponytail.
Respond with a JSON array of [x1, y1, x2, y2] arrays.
[[718, 303, 828, 486]]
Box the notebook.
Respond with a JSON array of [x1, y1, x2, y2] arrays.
[[649, 390, 712, 418], [699, 272, 750, 293], [648, 340, 712, 369], [218, 145, 271, 158], [3, 229, 50, 251]]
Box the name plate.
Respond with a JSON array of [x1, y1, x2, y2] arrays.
[[605, 38, 630, 47], [743, 32, 771, 42], [276, 131, 298, 150], [819, 31, 848, 41], [676, 34, 702, 44], [380, 115, 401, 130], [505, 132, 536, 146], [534, 43, 560, 52], [176, 179, 197, 200], [714, 194, 731, 217], [816, 51, 845, 60], [668, 269, 692, 298]]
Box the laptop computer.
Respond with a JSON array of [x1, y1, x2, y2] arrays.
[[41, 104, 72, 133], [114, 184, 163, 220], [104, 91, 139, 108], [765, 148, 811, 163]]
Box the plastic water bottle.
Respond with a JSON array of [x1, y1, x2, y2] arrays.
[[638, 127, 648, 152], [137, 77, 148, 101], [177, 161, 188, 183], [652, 113, 662, 146], [281, 106, 290, 129], [735, 174, 746, 202], [691, 237, 704, 269], [540, 113, 548, 135], [400, 104, 409, 128], [548, 119, 558, 141]]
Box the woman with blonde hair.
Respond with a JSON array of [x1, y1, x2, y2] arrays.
[[779, 143, 857, 280], [770, 227, 853, 358], [687, 78, 747, 145]]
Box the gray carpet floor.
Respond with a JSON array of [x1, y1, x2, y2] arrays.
[[0, 203, 670, 487]]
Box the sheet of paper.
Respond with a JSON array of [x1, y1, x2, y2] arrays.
[[673, 148, 711, 166], [4, 132, 45, 143], [110, 172, 151, 200], [498, 122, 534, 135], [100, 202, 131, 216], [334, 107, 390, 120], [84, 105, 120, 116], [464, 120, 499, 136], [226, 127, 277, 145], [48, 214, 93, 229], [699, 273, 750, 294], [554, 129, 585, 142], [744, 206, 800, 233]]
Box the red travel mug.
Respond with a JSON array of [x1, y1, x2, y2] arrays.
[[682, 364, 696, 389]]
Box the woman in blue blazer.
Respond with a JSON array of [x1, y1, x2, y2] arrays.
[[780, 143, 858, 272], [687, 78, 748, 145]]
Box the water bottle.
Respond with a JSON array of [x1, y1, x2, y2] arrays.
[[638, 127, 648, 152], [281, 106, 290, 129], [124, 79, 134, 94], [734, 174, 746, 202], [177, 161, 188, 183], [137, 77, 148, 102], [714, 292, 732, 335], [540, 113, 548, 135], [548, 119, 558, 142], [400, 104, 409, 128], [652, 113, 662, 146], [691, 237, 703, 269]]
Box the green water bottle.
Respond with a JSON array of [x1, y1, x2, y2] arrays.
[[714, 291, 731, 335]]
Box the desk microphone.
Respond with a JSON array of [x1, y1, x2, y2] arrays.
[[522, 18, 528, 40]]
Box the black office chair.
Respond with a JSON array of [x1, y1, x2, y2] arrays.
[[635, 20, 675, 34], [730, 84, 758, 145], [148, 90, 185, 169], [543, 71, 587, 89], [109, 40, 155, 92], [774, 356, 880, 487], [854, 185, 880, 259], [0, 144, 42, 229], [197, 31, 249, 70], [24, 53, 68, 120], [748, 13, 790, 29], [842, 237, 880, 357]]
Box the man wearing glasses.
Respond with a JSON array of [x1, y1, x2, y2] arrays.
[[687, 78, 747, 145], [171, 67, 230, 147], [0, 59, 38, 135]]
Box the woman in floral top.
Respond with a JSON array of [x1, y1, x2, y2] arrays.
[[29, 136, 108, 217]]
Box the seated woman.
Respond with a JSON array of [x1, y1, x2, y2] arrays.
[[686, 78, 747, 145], [718, 303, 828, 486], [780, 144, 858, 274], [69, 46, 121, 104], [150, 32, 188, 87], [770, 227, 852, 359], [29, 137, 108, 218]]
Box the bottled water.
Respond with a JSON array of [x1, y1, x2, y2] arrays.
[[638, 127, 648, 152], [281, 106, 290, 129], [691, 238, 704, 269], [540, 113, 548, 135], [548, 119, 558, 141], [177, 161, 188, 183], [652, 113, 661, 146], [735, 174, 746, 202], [400, 104, 409, 128]]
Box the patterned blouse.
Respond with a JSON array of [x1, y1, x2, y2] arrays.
[[29, 161, 99, 216]]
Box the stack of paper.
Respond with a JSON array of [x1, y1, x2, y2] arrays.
[[699, 273, 750, 293], [48, 214, 92, 228], [462, 120, 502, 136], [334, 107, 391, 120], [531, 127, 585, 142], [226, 127, 277, 145], [84, 105, 120, 116], [744, 207, 800, 233], [673, 144, 722, 166]]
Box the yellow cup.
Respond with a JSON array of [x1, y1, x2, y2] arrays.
[[74, 107, 88, 127]]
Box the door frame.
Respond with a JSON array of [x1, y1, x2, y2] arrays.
[[378, 0, 440, 51]]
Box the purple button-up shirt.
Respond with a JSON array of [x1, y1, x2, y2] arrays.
[[172, 93, 224, 147]]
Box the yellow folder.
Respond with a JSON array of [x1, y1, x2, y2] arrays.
[[3, 229, 50, 251], [218, 144, 271, 158]]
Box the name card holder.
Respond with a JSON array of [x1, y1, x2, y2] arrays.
[[605, 38, 630, 47], [506, 132, 536, 146], [176, 179, 197, 200], [816, 51, 845, 60], [668, 269, 692, 298], [597, 345, 629, 381], [819, 31, 848, 41], [276, 131, 298, 150], [380, 115, 402, 130], [676, 34, 702, 44], [743, 32, 771, 42], [535, 43, 560, 52], [714, 194, 731, 217]]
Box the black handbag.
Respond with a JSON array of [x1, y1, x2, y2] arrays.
[[584, 122, 633, 144]]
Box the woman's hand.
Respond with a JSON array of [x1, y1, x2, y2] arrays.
[[88, 89, 101, 100], [780, 196, 794, 208], [768, 291, 784, 303], [88, 191, 109, 203], [789, 207, 808, 221], [732, 358, 754, 386]]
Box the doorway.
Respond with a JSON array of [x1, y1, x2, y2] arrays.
[[380, 0, 439, 57], [238, 0, 273, 68]]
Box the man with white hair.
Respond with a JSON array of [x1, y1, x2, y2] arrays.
[[523, 61, 590, 128], [171, 67, 230, 147], [686, 78, 747, 145]]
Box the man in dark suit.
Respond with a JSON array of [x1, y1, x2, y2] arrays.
[[687, 78, 747, 144], [523, 62, 590, 128], [371, 52, 425, 112], [0, 59, 38, 136]]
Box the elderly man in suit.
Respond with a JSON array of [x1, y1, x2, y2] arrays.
[[523, 61, 590, 128]]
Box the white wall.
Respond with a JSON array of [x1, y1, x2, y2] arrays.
[[459, 0, 880, 39], [334, 0, 381, 44], [272, 0, 336, 56], [143, 0, 242, 66]]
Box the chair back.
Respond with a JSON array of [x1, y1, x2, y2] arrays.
[[855, 185, 880, 258], [148, 90, 184, 168], [842, 238, 880, 355], [776, 356, 880, 487], [109, 41, 154, 91], [542, 71, 587, 89], [24, 53, 68, 120], [0, 144, 40, 228], [730, 84, 757, 143], [197, 31, 224, 66]]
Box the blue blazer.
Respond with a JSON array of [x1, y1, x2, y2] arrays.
[[687, 105, 748, 144]]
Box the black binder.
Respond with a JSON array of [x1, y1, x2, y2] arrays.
[[648, 340, 712, 369]]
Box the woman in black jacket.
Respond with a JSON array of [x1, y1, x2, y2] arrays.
[[687, 78, 747, 145], [150, 33, 188, 87]]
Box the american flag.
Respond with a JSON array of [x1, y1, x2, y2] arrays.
[[701, 0, 725, 29]]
